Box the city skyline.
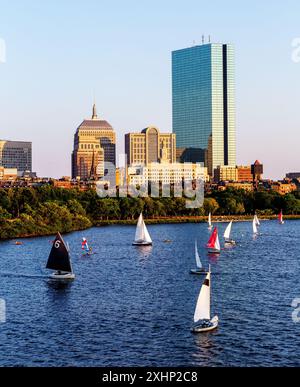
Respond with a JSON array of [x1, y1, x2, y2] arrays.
[[0, 1, 300, 179]]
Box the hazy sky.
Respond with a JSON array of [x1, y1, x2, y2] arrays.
[[0, 0, 299, 179]]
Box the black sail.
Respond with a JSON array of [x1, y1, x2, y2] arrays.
[[46, 233, 72, 273]]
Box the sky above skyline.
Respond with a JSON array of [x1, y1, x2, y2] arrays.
[[0, 0, 299, 179]]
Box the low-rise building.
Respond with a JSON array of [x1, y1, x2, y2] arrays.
[[0, 167, 18, 181], [271, 182, 297, 195], [127, 163, 209, 186]]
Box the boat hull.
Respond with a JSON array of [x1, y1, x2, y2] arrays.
[[225, 240, 236, 246], [190, 269, 207, 275], [208, 248, 221, 254], [50, 272, 75, 281], [192, 316, 219, 333], [133, 241, 153, 246]]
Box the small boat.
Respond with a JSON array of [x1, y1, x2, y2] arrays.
[[82, 237, 93, 256], [46, 233, 75, 280], [207, 227, 221, 254], [191, 267, 219, 333], [224, 221, 236, 246], [208, 213, 213, 230], [14, 241, 23, 246], [279, 210, 285, 225], [191, 240, 206, 275], [163, 239, 172, 244], [253, 217, 259, 235], [133, 213, 153, 246], [254, 214, 260, 227]]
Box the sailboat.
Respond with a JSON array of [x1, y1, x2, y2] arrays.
[[208, 213, 213, 230], [191, 240, 206, 275], [82, 237, 93, 256], [253, 217, 259, 235], [254, 214, 260, 227], [224, 221, 236, 246], [133, 213, 153, 246], [279, 210, 285, 225], [191, 267, 218, 333], [46, 233, 75, 280], [207, 227, 221, 254]]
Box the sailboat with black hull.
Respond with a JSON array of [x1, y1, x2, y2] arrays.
[[46, 233, 75, 280]]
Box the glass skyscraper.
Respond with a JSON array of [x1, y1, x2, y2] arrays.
[[172, 43, 236, 176]]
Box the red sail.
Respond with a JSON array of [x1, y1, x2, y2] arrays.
[[207, 228, 217, 248], [279, 211, 283, 222]]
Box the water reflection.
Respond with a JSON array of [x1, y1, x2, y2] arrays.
[[135, 245, 153, 262]]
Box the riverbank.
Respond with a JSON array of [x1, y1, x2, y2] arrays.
[[2, 214, 300, 241], [94, 214, 300, 226]]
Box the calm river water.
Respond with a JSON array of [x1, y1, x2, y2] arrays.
[[0, 220, 299, 366]]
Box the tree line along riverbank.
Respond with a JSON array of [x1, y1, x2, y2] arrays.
[[0, 185, 299, 240]]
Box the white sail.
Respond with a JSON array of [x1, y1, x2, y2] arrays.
[[135, 213, 152, 244], [215, 233, 221, 251], [253, 218, 258, 234], [142, 220, 152, 244], [254, 215, 260, 226], [194, 272, 211, 322], [208, 213, 212, 227], [135, 213, 145, 242], [195, 240, 202, 269], [224, 221, 232, 240]]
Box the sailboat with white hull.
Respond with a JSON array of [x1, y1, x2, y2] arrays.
[[279, 210, 285, 225], [254, 214, 260, 227], [253, 217, 259, 236], [190, 240, 206, 275], [46, 233, 75, 280], [133, 213, 153, 246], [224, 221, 236, 246], [192, 267, 218, 333], [208, 213, 213, 230], [207, 227, 221, 254]]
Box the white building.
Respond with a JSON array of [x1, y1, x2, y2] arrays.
[[127, 162, 209, 186]]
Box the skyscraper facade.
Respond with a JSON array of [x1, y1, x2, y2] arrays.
[[172, 43, 236, 176], [125, 126, 176, 166], [72, 104, 116, 180], [0, 140, 32, 174]]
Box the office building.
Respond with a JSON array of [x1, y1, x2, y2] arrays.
[[72, 104, 116, 180], [125, 126, 176, 166], [0, 140, 32, 174], [172, 43, 236, 176]]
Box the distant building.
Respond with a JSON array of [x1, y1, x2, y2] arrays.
[[237, 166, 253, 182], [225, 182, 254, 192], [214, 166, 238, 182], [251, 160, 264, 182], [0, 167, 18, 181], [0, 140, 32, 175], [271, 182, 297, 195], [72, 104, 116, 180], [127, 163, 209, 186], [286, 172, 300, 180], [172, 43, 236, 176], [125, 126, 176, 166]]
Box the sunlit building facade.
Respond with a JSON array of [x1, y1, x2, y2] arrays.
[[0, 140, 32, 174], [172, 43, 236, 176]]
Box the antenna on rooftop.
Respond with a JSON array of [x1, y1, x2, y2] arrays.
[[209, 35, 211, 43], [202, 35, 205, 45]]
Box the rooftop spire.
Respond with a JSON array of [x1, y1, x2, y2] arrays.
[[92, 103, 98, 120]]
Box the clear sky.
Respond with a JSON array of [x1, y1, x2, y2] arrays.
[[0, 0, 299, 179]]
